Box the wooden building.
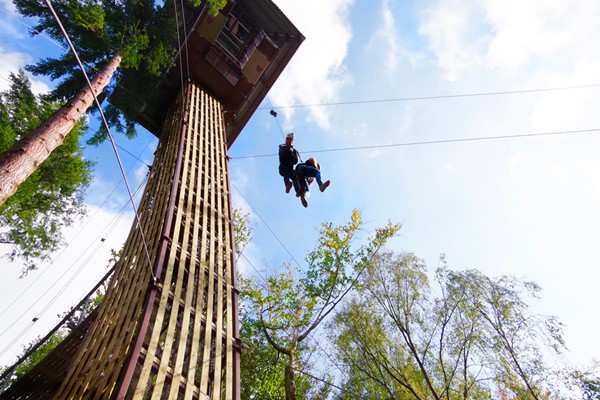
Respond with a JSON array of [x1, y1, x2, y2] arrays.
[[0, 1, 302, 399]]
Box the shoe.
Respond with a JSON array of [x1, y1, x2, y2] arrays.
[[300, 195, 308, 208], [319, 180, 331, 192], [285, 182, 293, 193], [296, 188, 304, 198]]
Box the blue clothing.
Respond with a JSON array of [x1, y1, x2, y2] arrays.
[[295, 163, 323, 193]]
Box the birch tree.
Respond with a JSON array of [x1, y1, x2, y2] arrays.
[[241, 210, 401, 400]]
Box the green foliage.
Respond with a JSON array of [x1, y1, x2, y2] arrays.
[[576, 369, 600, 400], [8, 331, 68, 381], [239, 296, 290, 399], [241, 210, 400, 399], [207, 0, 227, 16], [16, 0, 228, 144], [187, 0, 226, 16], [232, 207, 254, 257], [328, 251, 570, 399], [0, 70, 93, 274], [0, 284, 109, 386], [14, 0, 169, 143]]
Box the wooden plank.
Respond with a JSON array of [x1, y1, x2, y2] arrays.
[[151, 84, 195, 399], [216, 99, 236, 400], [47, 80, 239, 400], [55, 109, 182, 397], [186, 83, 212, 400], [167, 82, 202, 400], [200, 88, 218, 396], [136, 91, 188, 398], [132, 91, 187, 398], [212, 94, 225, 400]]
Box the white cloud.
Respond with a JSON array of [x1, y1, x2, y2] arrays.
[[371, 0, 399, 74], [0, 48, 51, 94], [85, 174, 130, 211], [0, 204, 133, 366], [0, 0, 15, 14], [482, 0, 599, 74], [133, 163, 150, 188], [419, 0, 484, 81], [0, 49, 31, 90], [29, 78, 51, 95], [531, 81, 600, 133], [270, 0, 354, 130], [420, 0, 600, 82]]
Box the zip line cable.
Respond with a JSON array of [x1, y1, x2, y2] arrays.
[[0, 235, 103, 339], [291, 366, 363, 399], [307, 330, 351, 385], [173, 0, 187, 99], [0, 8, 164, 118], [43, 0, 156, 281], [177, 0, 191, 80], [230, 127, 600, 160], [237, 253, 353, 394], [0, 179, 143, 342], [265, 96, 287, 141], [0, 175, 148, 365], [7, 6, 344, 389], [2, 173, 147, 326], [0, 265, 116, 382], [0, 8, 64, 53], [233, 192, 356, 389], [257, 82, 600, 111], [0, 149, 152, 320], [6, 6, 600, 127], [239, 246, 357, 396], [231, 182, 304, 271], [0, 322, 36, 361]]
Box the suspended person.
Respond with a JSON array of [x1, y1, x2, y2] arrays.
[[295, 157, 331, 208], [278, 132, 302, 195]]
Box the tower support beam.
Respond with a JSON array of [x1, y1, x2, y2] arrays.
[[54, 82, 240, 400]]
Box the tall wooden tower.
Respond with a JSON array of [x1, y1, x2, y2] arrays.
[[0, 1, 302, 399]]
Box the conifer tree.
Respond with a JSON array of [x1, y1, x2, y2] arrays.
[[0, 70, 92, 274], [0, 0, 224, 206]]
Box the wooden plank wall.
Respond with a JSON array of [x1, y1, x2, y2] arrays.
[[0, 309, 98, 399], [52, 82, 239, 399]]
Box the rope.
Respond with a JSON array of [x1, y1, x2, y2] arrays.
[[230, 127, 600, 160], [231, 182, 304, 271], [43, 0, 156, 281], [256, 82, 600, 111]]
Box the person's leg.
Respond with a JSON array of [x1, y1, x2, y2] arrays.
[[279, 164, 294, 192], [291, 170, 300, 193], [303, 165, 323, 187], [303, 165, 331, 192], [293, 165, 308, 206], [295, 165, 309, 193]]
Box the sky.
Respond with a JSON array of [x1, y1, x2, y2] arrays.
[[1, 0, 599, 379]]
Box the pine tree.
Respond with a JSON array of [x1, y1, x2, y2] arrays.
[[0, 70, 92, 274], [0, 0, 225, 206]]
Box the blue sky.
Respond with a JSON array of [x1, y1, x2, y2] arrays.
[[1, 0, 599, 376]]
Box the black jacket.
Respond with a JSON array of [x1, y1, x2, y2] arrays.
[[278, 144, 299, 167]]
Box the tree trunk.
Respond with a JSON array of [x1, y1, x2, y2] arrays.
[[0, 54, 122, 207], [285, 352, 297, 400]]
